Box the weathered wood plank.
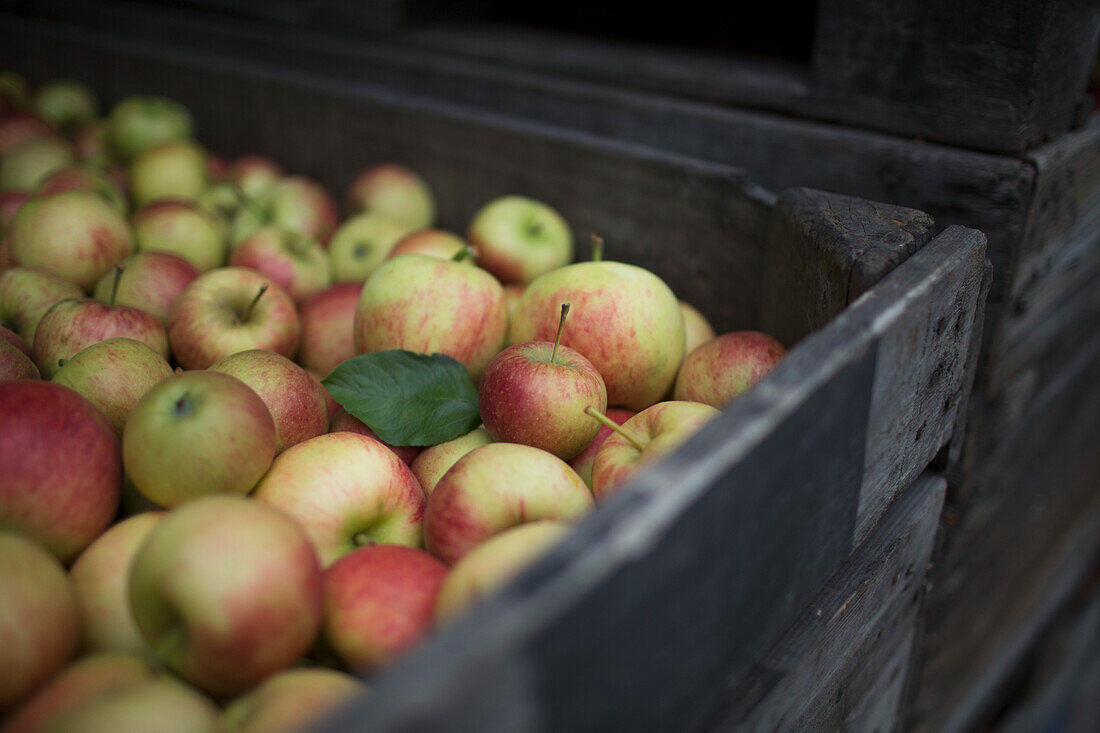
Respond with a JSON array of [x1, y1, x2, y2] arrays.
[[855, 226, 988, 544], [707, 472, 945, 732], [759, 188, 934, 348], [908, 332, 1100, 733]]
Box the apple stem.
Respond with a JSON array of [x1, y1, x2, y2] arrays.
[[584, 406, 644, 452], [241, 283, 269, 322], [109, 264, 124, 306], [591, 234, 604, 262], [550, 302, 570, 364], [57, 358, 68, 368], [452, 245, 475, 263]]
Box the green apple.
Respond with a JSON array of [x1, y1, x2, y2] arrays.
[[122, 371, 277, 507], [38, 679, 220, 733], [107, 95, 194, 163], [32, 80, 99, 133], [221, 668, 364, 733], [0, 137, 74, 193], [0, 267, 83, 344], [466, 195, 572, 285], [327, 212, 413, 282], [130, 199, 227, 273], [680, 300, 717, 356], [128, 140, 209, 207], [346, 163, 435, 229], [409, 426, 493, 497]]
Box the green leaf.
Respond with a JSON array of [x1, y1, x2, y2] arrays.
[[322, 350, 481, 447]]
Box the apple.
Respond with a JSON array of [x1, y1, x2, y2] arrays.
[[106, 95, 194, 162], [322, 544, 447, 673], [130, 199, 226, 273], [34, 164, 127, 213], [128, 140, 209, 207], [253, 432, 426, 567], [346, 163, 435, 229], [510, 259, 685, 410], [387, 228, 468, 261], [196, 180, 244, 221], [221, 668, 363, 733], [0, 113, 54, 156], [296, 282, 362, 376], [503, 283, 524, 324], [0, 336, 39, 380], [35, 679, 221, 733], [0, 324, 30, 355], [434, 520, 568, 624], [210, 349, 329, 453], [229, 226, 332, 303], [0, 652, 156, 733], [227, 155, 282, 200], [68, 513, 166, 655], [0, 191, 30, 233], [567, 407, 635, 488], [232, 176, 338, 246], [72, 119, 114, 168], [0, 267, 83, 344], [589, 400, 720, 501], [0, 381, 121, 562], [466, 195, 573, 285], [424, 442, 593, 565], [479, 303, 606, 460], [91, 251, 200, 327], [0, 71, 29, 115], [680, 300, 717, 356], [8, 191, 133, 291], [0, 532, 79, 712], [122, 371, 276, 507], [206, 151, 228, 182], [329, 408, 421, 465], [169, 267, 300, 370], [129, 495, 323, 696], [409, 426, 493, 497], [52, 337, 173, 435], [0, 137, 74, 193], [353, 252, 507, 381], [32, 80, 99, 133], [327, 212, 413, 282], [674, 330, 786, 407], [32, 295, 169, 379]]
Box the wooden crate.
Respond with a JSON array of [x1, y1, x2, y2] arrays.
[[0, 11, 990, 732], [61, 5, 1093, 728]]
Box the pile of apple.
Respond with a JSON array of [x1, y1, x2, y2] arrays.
[[0, 72, 787, 733]]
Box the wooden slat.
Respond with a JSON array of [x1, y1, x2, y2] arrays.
[[707, 472, 945, 731], [759, 188, 934, 348]]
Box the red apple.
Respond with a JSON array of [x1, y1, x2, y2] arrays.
[[210, 349, 329, 453], [228, 226, 332, 303], [169, 267, 300, 370], [510, 259, 685, 410], [91, 251, 200, 327], [409, 427, 493, 498], [590, 400, 720, 501], [353, 252, 507, 382], [32, 296, 169, 379], [296, 282, 361, 377], [346, 163, 435, 229], [253, 432, 426, 567], [0, 336, 39, 380], [674, 330, 786, 407], [8, 191, 133, 291], [424, 442, 593, 565], [568, 407, 636, 488], [0, 532, 79, 712], [122, 371, 277, 508], [322, 545, 446, 673], [0, 381, 121, 561], [128, 496, 323, 696]]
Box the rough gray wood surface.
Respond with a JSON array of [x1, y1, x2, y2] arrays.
[[759, 188, 934, 348], [708, 472, 945, 732]]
